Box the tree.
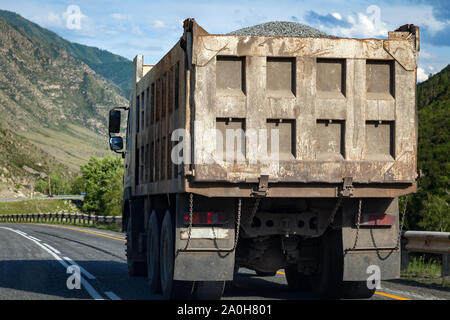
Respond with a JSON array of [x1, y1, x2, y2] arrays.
[[34, 172, 70, 195], [102, 167, 124, 216], [419, 194, 449, 232], [75, 156, 124, 215]]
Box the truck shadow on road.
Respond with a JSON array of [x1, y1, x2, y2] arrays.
[[0, 259, 314, 300], [224, 272, 317, 300], [0, 259, 158, 300]]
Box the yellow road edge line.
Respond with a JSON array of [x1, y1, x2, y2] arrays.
[[36, 224, 126, 242], [374, 291, 411, 300], [277, 270, 411, 300]]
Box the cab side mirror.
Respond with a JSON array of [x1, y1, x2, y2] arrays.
[[109, 136, 123, 151], [109, 109, 121, 134]]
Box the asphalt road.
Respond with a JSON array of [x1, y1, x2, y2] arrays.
[[0, 223, 449, 300]]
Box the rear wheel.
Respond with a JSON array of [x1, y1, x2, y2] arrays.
[[126, 212, 147, 277], [160, 210, 194, 300], [284, 265, 311, 291], [308, 230, 375, 299], [146, 210, 161, 293], [193, 281, 226, 300]]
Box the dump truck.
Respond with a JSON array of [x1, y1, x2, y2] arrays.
[[108, 19, 420, 300]]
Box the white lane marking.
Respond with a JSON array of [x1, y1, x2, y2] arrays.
[[104, 291, 121, 300], [63, 257, 96, 280], [42, 243, 61, 254], [28, 236, 41, 242], [0, 226, 104, 300]]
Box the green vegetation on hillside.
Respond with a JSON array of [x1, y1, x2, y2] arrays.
[[26, 156, 123, 216], [0, 12, 128, 191], [0, 124, 70, 197], [0, 10, 132, 97], [407, 65, 450, 232]]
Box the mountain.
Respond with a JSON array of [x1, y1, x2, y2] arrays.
[[0, 123, 70, 198], [0, 13, 129, 177], [408, 64, 449, 231], [0, 10, 132, 98], [416, 64, 449, 193]]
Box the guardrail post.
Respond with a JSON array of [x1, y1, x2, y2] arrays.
[[443, 254, 450, 283], [400, 238, 409, 271]]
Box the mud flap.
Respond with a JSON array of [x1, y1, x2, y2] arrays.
[[341, 198, 401, 281], [172, 194, 237, 281], [343, 250, 400, 281], [174, 251, 235, 281]]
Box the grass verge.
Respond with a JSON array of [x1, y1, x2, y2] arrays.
[[401, 254, 447, 287], [0, 199, 81, 214]]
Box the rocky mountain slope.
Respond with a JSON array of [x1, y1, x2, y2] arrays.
[[0, 12, 132, 197], [0, 10, 132, 98]]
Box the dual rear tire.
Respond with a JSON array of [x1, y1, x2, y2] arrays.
[[126, 213, 147, 277], [144, 210, 225, 300], [285, 230, 375, 299]]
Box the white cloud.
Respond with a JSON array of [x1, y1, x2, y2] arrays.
[[153, 20, 165, 29], [337, 5, 388, 38], [417, 67, 429, 82], [331, 13, 342, 20]]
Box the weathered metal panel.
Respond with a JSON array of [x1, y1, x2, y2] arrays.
[[128, 19, 418, 198], [190, 23, 418, 189]]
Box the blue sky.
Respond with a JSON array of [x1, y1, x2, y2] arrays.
[[1, 0, 449, 82]]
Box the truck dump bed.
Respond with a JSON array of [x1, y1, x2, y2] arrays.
[[130, 20, 419, 199]]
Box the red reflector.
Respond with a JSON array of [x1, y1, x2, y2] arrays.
[[359, 214, 394, 226], [184, 212, 226, 225], [207, 212, 213, 224]]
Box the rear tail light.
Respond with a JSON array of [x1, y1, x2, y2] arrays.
[[358, 213, 395, 227], [184, 212, 227, 225]]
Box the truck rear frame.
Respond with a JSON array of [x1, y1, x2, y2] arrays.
[[109, 19, 420, 299]]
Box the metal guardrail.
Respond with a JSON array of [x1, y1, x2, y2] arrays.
[[401, 231, 450, 281], [0, 212, 121, 226]]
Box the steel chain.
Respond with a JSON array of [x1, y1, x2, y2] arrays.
[[351, 199, 363, 250], [232, 198, 242, 252], [182, 193, 194, 251], [182, 194, 242, 255], [213, 198, 241, 257], [395, 196, 408, 250]]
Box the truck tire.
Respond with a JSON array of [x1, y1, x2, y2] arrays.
[[193, 281, 226, 300], [126, 213, 147, 277], [146, 210, 161, 293], [309, 230, 375, 299], [284, 265, 311, 291], [160, 210, 194, 300]]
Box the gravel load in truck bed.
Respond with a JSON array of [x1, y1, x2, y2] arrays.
[[228, 21, 333, 38]]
